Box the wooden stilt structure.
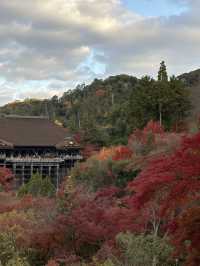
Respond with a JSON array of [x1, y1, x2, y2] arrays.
[[0, 116, 82, 188]]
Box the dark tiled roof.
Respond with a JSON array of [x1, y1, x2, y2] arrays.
[[0, 116, 71, 147]]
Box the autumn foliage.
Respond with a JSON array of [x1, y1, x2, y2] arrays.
[[0, 122, 199, 265], [0, 167, 14, 191]]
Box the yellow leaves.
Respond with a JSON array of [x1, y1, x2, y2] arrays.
[[63, 175, 76, 195], [0, 209, 35, 235]]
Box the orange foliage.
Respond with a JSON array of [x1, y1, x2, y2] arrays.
[[82, 144, 100, 159], [96, 146, 133, 161], [46, 260, 59, 266]]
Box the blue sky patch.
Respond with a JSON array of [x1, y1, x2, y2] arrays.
[[123, 0, 188, 17]]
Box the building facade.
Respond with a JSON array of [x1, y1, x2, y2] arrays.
[[0, 116, 82, 188]]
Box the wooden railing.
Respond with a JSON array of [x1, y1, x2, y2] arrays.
[[2, 155, 83, 163]]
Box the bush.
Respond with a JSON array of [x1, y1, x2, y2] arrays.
[[6, 256, 30, 266], [71, 158, 137, 191], [0, 233, 16, 265], [18, 173, 55, 198], [71, 145, 136, 191], [0, 232, 30, 266], [114, 232, 175, 266]]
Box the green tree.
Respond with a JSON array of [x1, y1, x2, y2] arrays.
[[157, 61, 168, 125], [158, 61, 168, 81], [129, 63, 191, 129], [18, 173, 55, 198], [113, 233, 176, 266]]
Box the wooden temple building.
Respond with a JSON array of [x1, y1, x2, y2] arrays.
[[0, 116, 82, 188]]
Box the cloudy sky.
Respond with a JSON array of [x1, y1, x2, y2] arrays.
[[0, 0, 199, 105]]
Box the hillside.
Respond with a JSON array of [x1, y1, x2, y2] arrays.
[[0, 67, 192, 146], [179, 69, 200, 116], [0, 74, 138, 145]]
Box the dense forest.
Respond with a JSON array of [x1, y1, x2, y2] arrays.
[[0, 62, 192, 146]]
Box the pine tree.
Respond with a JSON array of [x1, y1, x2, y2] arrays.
[[158, 61, 168, 82], [157, 61, 168, 125]]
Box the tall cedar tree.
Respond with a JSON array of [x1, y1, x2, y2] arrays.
[[158, 61, 168, 81]]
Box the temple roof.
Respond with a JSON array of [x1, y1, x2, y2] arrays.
[[0, 116, 77, 148]]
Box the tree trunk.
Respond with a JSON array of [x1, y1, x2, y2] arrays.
[[111, 93, 114, 106], [77, 111, 81, 129], [152, 256, 158, 266], [159, 102, 162, 126]]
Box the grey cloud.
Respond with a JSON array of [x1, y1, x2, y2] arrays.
[[0, 0, 199, 105], [0, 83, 18, 105]]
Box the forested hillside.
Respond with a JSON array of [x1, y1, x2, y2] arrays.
[[0, 62, 191, 146], [179, 68, 200, 116], [0, 75, 138, 145]]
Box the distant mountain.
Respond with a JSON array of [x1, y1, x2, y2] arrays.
[[179, 69, 200, 116]]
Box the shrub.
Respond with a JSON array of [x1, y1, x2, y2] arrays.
[[6, 256, 30, 266], [18, 173, 55, 198], [0, 233, 16, 265], [115, 232, 175, 266], [71, 145, 136, 191], [0, 232, 30, 266]]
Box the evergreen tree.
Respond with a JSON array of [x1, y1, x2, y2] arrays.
[[157, 61, 169, 125], [129, 71, 191, 129], [18, 173, 55, 198], [158, 61, 168, 81]]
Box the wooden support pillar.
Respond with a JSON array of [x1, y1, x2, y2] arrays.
[[40, 165, 43, 176], [60, 166, 65, 180], [30, 163, 33, 177], [64, 166, 68, 178], [48, 165, 51, 177], [22, 164, 25, 185], [13, 163, 16, 176], [56, 164, 59, 191]]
